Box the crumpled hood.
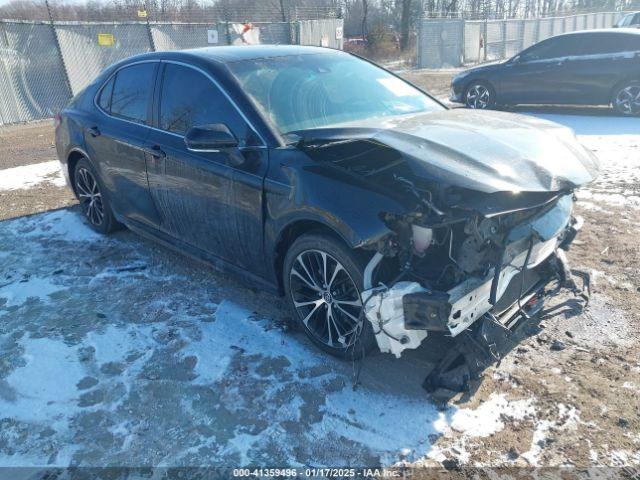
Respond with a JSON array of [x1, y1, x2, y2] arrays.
[[296, 109, 600, 194]]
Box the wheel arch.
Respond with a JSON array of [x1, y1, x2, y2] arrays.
[[272, 219, 354, 296], [66, 147, 91, 198]]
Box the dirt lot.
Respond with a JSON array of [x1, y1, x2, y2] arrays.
[[0, 71, 639, 470]]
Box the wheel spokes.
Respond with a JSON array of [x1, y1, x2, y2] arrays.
[[76, 168, 104, 226], [290, 249, 363, 350]]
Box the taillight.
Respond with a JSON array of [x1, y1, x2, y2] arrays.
[[54, 112, 61, 128]]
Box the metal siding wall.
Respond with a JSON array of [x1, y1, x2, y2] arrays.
[[464, 21, 482, 63], [522, 19, 538, 48], [417, 19, 463, 68], [504, 20, 523, 58], [56, 22, 152, 95], [151, 23, 228, 51], [537, 18, 552, 41], [485, 20, 504, 61], [297, 19, 344, 49]]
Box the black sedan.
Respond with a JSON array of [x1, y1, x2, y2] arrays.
[[56, 46, 598, 362], [450, 29, 640, 116]]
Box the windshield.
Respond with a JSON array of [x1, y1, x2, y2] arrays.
[[226, 52, 444, 135]]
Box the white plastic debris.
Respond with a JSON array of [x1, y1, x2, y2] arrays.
[[362, 282, 429, 358]]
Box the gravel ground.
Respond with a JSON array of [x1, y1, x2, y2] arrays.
[[0, 71, 639, 470]]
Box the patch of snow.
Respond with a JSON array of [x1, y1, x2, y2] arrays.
[[17, 209, 102, 243], [0, 160, 65, 191], [316, 385, 445, 463], [0, 276, 64, 307], [521, 404, 580, 466], [180, 300, 251, 385], [449, 394, 535, 437], [0, 336, 84, 425]]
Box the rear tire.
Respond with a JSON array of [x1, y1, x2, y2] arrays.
[[464, 81, 496, 110], [74, 158, 120, 234], [283, 233, 377, 359], [612, 81, 640, 116]]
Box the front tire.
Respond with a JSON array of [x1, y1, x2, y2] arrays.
[[283, 233, 377, 359], [74, 158, 119, 234], [464, 81, 496, 110], [612, 82, 640, 116]]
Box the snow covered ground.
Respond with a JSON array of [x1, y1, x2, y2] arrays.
[[0, 110, 638, 468], [0, 160, 65, 192]]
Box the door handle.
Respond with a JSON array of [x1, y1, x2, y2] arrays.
[[144, 145, 166, 159], [86, 126, 101, 137]]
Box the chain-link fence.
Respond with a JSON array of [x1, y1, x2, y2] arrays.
[[0, 17, 344, 127], [418, 11, 629, 68]]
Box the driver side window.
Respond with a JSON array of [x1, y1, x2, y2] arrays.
[[520, 37, 583, 62], [158, 63, 253, 145]]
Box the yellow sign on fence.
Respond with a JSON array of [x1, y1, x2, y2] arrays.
[[137, 10, 148, 18], [97, 33, 115, 46]]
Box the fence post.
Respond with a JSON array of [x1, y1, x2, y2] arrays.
[[483, 19, 488, 62], [501, 20, 507, 59], [144, 0, 156, 51], [44, 0, 73, 98], [0, 21, 9, 125]]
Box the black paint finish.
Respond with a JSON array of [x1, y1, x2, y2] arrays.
[[55, 45, 598, 295]]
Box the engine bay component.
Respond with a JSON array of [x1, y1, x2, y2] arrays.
[[362, 282, 430, 358], [411, 224, 433, 255]]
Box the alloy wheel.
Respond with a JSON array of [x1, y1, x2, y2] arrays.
[[466, 84, 491, 109], [289, 249, 363, 349], [615, 85, 640, 116], [75, 167, 104, 226]]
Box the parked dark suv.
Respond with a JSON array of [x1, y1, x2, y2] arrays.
[[450, 29, 640, 115]]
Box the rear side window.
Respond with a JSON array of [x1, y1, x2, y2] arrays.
[[158, 63, 250, 143], [583, 33, 636, 55], [110, 63, 155, 124], [98, 76, 114, 112]]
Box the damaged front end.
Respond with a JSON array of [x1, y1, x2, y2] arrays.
[[292, 110, 598, 389], [361, 192, 588, 358]]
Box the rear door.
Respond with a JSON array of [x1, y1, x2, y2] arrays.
[[146, 61, 269, 274], [561, 33, 640, 105], [87, 61, 161, 227]]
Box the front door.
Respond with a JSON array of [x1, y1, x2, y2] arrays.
[[86, 61, 160, 228], [498, 36, 583, 105], [145, 62, 269, 275]]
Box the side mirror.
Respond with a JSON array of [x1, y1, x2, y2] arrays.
[[510, 55, 521, 64], [185, 124, 238, 151]]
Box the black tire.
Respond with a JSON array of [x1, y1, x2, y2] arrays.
[[611, 81, 640, 116], [74, 158, 120, 234], [464, 81, 496, 110], [283, 233, 377, 359]]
